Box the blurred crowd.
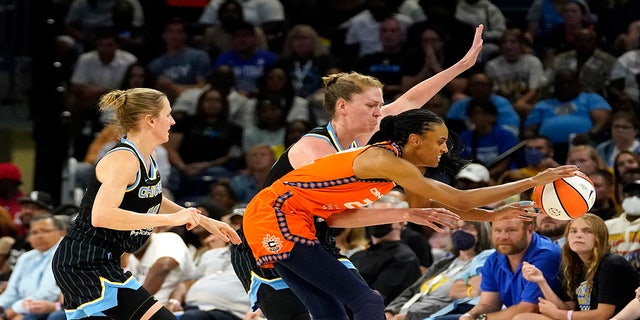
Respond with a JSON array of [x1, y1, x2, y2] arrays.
[[3, 0, 640, 319]]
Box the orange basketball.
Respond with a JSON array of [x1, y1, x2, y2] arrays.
[[532, 172, 596, 220]]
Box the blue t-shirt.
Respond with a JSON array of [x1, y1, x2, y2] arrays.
[[214, 49, 277, 94], [148, 47, 211, 85], [460, 125, 519, 166], [480, 232, 561, 306], [525, 92, 611, 143], [446, 95, 520, 135]]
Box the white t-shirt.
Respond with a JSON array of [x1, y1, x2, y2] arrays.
[[71, 49, 137, 88], [199, 0, 284, 26], [185, 247, 251, 318], [126, 232, 197, 304]]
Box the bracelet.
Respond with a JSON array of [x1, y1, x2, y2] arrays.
[[567, 310, 573, 320], [55, 302, 62, 311], [168, 299, 181, 306], [466, 286, 474, 297], [461, 314, 473, 319]]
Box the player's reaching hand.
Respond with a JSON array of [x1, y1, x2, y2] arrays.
[[405, 207, 460, 232]]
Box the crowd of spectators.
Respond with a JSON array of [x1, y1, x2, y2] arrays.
[[5, 0, 640, 319]]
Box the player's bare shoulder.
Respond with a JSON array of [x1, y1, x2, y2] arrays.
[[289, 135, 338, 168]]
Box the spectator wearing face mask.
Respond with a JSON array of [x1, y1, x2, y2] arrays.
[[498, 135, 560, 200], [606, 180, 640, 273]]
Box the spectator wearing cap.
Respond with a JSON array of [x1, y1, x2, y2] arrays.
[[0, 207, 15, 274], [0, 163, 24, 219], [0, 191, 55, 281], [455, 163, 491, 189], [459, 99, 520, 180], [606, 180, 640, 273]]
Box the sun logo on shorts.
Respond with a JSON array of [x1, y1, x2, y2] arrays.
[[262, 234, 283, 253]]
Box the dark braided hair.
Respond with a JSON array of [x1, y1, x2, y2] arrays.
[[368, 109, 444, 146]]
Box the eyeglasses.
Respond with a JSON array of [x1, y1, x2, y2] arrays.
[[28, 229, 57, 236], [613, 125, 634, 131]]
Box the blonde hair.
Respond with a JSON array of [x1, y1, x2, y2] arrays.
[[322, 72, 383, 117], [282, 24, 329, 57], [567, 145, 607, 172], [561, 213, 610, 300], [99, 88, 167, 137]]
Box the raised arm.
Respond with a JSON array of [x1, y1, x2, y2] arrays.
[[381, 25, 484, 117]]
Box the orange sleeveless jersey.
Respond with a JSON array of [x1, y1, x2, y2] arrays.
[[243, 143, 400, 267]]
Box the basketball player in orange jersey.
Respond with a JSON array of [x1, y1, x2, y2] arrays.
[[231, 24, 487, 320], [242, 109, 578, 320]]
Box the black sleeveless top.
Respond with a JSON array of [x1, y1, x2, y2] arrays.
[[67, 138, 163, 254]]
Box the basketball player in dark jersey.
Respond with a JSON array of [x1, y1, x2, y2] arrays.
[[52, 88, 240, 320]]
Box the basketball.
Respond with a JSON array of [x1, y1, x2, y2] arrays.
[[532, 172, 596, 220]]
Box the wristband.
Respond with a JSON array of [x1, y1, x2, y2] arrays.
[[168, 299, 181, 306], [466, 286, 473, 297], [461, 314, 473, 319], [55, 302, 62, 311], [567, 310, 573, 320]]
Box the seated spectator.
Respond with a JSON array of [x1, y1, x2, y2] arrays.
[[565, 145, 608, 176], [385, 221, 494, 320], [342, 0, 413, 59], [125, 231, 197, 306], [334, 227, 369, 258], [200, 0, 268, 60], [356, 17, 408, 102], [198, 0, 286, 51], [454, 0, 506, 62], [64, 0, 145, 51], [171, 65, 255, 129], [0, 207, 15, 271], [499, 135, 560, 186], [0, 214, 66, 320], [0, 163, 23, 219], [589, 169, 620, 221], [67, 28, 137, 160], [613, 20, 640, 54], [514, 214, 637, 320], [459, 100, 519, 179], [525, 0, 567, 43], [606, 180, 640, 272], [350, 196, 422, 305], [609, 45, 640, 108], [229, 144, 276, 203], [164, 87, 243, 202], [242, 98, 287, 153], [0, 191, 55, 282], [252, 64, 311, 126], [485, 28, 545, 120], [596, 110, 640, 168], [544, 28, 616, 98], [148, 17, 211, 101], [534, 0, 595, 66], [524, 69, 611, 155], [207, 180, 238, 212], [401, 24, 469, 101], [434, 218, 562, 320], [613, 151, 640, 204], [164, 221, 253, 320], [446, 73, 520, 136], [535, 210, 569, 246], [278, 24, 335, 98], [213, 20, 278, 97]]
